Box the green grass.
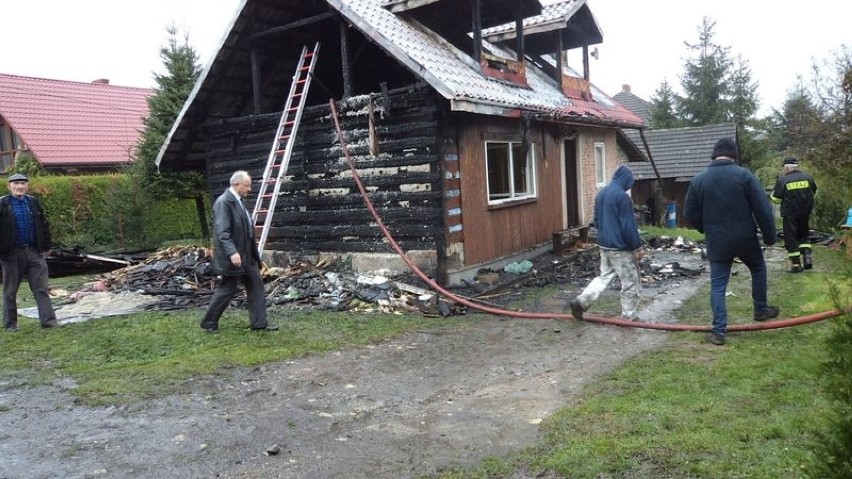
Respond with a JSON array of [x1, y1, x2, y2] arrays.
[[0, 291, 449, 405], [435, 245, 850, 479], [4, 243, 849, 476], [640, 225, 705, 243]]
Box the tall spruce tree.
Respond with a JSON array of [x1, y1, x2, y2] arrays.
[[649, 79, 682, 128], [728, 55, 760, 127], [677, 17, 732, 126], [133, 25, 209, 241]]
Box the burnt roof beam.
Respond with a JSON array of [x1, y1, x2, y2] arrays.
[[248, 12, 337, 42]]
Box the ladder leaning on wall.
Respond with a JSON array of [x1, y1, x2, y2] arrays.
[[252, 42, 320, 252]]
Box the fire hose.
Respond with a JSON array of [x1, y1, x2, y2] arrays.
[[328, 99, 846, 332]]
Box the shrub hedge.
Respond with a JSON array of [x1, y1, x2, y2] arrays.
[[22, 174, 206, 251]]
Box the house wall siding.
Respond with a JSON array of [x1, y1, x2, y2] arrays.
[[203, 83, 445, 255], [576, 128, 620, 226], [453, 114, 564, 266]]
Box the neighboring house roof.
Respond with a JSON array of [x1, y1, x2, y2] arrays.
[[157, 0, 644, 171], [612, 84, 652, 124], [0, 73, 152, 168], [625, 123, 738, 181]]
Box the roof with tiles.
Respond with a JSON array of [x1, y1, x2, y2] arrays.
[[0, 73, 152, 168], [613, 84, 652, 124], [483, 0, 585, 36], [158, 0, 644, 170], [625, 123, 737, 181], [337, 0, 637, 124]]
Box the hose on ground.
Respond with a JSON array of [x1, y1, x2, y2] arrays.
[[328, 99, 846, 332]]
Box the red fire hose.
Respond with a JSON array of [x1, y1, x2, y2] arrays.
[[328, 99, 846, 332]]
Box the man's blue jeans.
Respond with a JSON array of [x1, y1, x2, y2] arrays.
[[709, 247, 768, 336]]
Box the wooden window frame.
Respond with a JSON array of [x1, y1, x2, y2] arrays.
[[485, 140, 537, 205]]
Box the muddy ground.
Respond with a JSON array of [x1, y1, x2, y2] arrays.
[[0, 246, 743, 479]]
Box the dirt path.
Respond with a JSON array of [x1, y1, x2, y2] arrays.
[[0, 251, 709, 479]]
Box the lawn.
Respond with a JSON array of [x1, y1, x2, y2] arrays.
[[2, 239, 849, 477], [0, 275, 446, 405], [435, 243, 851, 479]]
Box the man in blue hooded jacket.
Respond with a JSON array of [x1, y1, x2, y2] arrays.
[[569, 165, 644, 321], [684, 138, 779, 346]]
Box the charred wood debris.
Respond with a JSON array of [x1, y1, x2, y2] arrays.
[[58, 236, 706, 318]]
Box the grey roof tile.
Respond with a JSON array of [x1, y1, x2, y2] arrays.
[[626, 123, 737, 180]]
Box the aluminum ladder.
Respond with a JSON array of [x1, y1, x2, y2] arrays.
[[252, 42, 320, 252]]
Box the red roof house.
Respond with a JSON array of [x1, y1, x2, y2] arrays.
[[0, 73, 153, 173]]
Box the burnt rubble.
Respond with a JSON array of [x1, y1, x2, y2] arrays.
[[82, 236, 705, 317]]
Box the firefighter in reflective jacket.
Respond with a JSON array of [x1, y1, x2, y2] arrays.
[[771, 157, 817, 272]]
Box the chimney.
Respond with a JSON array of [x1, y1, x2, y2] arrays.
[[92, 79, 110, 85], [622, 84, 631, 93]]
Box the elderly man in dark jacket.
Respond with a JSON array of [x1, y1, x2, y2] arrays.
[[0, 173, 58, 331], [200, 170, 277, 333], [685, 138, 778, 346], [569, 165, 644, 321]]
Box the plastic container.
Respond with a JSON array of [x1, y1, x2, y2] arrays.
[[665, 201, 677, 228]]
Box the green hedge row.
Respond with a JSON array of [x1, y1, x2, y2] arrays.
[[22, 174, 207, 251]]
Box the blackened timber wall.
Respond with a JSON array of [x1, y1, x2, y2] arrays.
[[204, 83, 444, 255]]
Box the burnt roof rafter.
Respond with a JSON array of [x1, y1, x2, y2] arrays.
[[383, 0, 541, 41], [483, 1, 602, 56], [248, 11, 338, 42]]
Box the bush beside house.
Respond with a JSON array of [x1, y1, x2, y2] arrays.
[[26, 174, 204, 251]]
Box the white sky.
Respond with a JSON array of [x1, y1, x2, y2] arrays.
[[2, 0, 849, 116]]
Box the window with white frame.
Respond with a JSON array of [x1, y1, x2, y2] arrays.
[[486, 141, 536, 204], [594, 142, 606, 187]]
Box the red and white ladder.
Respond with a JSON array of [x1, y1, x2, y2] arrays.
[[252, 42, 320, 252]]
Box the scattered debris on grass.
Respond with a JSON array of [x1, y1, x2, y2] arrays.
[[56, 236, 709, 317]]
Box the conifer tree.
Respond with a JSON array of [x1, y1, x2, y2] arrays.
[[728, 55, 760, 128], [649, 79, 681, 128], [133, 25, 209, 241], [677, 17, 732, 126]]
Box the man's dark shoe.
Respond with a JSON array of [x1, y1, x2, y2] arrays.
[[5, 325, 19, 332], [788, 265, 803, 273], [569, 299, 585, 321], [252, 325, 279, 332], [203, 326, 218, 334], [754, 306, 780, 322], [41, 320, 59, 329], [705, 332, 725, 346]]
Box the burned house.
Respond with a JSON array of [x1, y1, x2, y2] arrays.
[[156, 0, 645, 286]]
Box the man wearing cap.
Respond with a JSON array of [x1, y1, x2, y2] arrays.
[[0, 173, 58, 331], [771, 158, 817, 273], [684, 138, 778, 346]]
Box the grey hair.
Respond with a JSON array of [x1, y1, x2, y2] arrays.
[[230, 170, 250, 185]]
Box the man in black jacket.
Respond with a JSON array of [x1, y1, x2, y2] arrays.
[[200, 170, 278, 333], [0, 173, 58, 331], [685, 138, 778, 346], [771, 157, 817, 273]]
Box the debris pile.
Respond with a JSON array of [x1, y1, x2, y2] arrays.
[[641, 235, 705, 282], [94, 246, 462, 316], [47, 246, 135, 278], [79, 236, 708, 316], [458, 235, 707, 297]]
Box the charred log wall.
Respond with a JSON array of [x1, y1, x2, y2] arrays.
[[204, 82, 444, 254]]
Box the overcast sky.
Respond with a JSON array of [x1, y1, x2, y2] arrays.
[[2, 1, 849, 116]]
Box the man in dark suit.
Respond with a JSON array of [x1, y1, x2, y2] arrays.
[[200, 170, 278, 332]]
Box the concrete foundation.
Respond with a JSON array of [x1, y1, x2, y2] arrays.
[[262, 242, 554, 287]]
